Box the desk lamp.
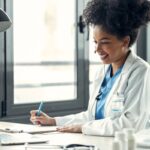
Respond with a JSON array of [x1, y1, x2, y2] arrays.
[[0, 8, 11, 32]]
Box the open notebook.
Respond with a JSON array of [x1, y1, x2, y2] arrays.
[[0, 133, 48, 145], [0, 121, 57, 134]]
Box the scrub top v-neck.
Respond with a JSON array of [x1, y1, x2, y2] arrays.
[[95, 64, 123, 120]]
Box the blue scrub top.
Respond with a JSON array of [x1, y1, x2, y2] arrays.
[[95, 64, 123, 120]]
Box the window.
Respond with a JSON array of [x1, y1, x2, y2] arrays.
[[1, 0, 145, 122], [147, 23, 150, 63], [13, 0, 76, 104], [0, 0, 88, 121]]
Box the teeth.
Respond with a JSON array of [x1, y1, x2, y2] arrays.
[[100, 54, 107, 59]]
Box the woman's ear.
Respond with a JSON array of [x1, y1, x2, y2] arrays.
[[123, 36, 130, 48]]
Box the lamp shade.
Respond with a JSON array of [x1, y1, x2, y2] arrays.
[[0, 8, 11, 32]]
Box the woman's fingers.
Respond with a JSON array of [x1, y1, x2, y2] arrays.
[[57, 125, 82, 133], [57, 126, 69, 132], [30, 110, 56, 126], [30, 110, 38, 114], [30, 112, 44, 124]]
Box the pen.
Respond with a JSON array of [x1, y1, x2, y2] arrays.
[[36, 101, 44, 116]]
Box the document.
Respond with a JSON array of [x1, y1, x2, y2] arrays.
[[0, 121, 57, 134], [0, 133, 49, 145]]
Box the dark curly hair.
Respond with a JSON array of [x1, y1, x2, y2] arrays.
[[83, 0, 150, 47]]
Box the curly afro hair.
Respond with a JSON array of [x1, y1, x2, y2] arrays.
[[83, 0, 150, 47]]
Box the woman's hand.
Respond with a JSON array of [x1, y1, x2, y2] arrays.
[[57, 124, 82, 133], [30, 110, 56, 126]]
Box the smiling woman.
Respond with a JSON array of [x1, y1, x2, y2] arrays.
[[30, 0, 150, 136], [93, 25, 130, 74]]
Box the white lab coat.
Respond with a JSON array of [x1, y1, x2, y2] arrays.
[[55, 51, 150, 136], [140, 67, 150, 129]]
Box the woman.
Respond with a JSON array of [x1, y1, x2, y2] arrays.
[[30, 0, 150, 136]]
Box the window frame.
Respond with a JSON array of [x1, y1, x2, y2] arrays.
[[0, 0, 89, 122], [0, 0, 5, 118]]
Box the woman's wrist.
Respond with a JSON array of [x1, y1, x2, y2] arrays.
[[48, 117, 56, 126]]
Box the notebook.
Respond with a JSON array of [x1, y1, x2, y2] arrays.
[[0, 133, 48, 145], [0, 121, 57, 134]]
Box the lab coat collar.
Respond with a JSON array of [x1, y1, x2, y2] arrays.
[[121, 50, 136, 74], [104, 50, 137, 112]]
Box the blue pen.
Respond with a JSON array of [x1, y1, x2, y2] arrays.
[[36, 101, 44, 116]]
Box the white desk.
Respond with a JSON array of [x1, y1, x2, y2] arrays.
[[0, 132, 113, 150], [0, 122, 148, 150]]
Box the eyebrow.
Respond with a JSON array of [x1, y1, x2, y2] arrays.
[[93, 37, 111, 43], [99, 37, 111, 41], [93, 36, 110, 40]]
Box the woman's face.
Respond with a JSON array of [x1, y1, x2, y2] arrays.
[[93, 25, 129, 65]]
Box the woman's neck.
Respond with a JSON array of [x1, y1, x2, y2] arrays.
[[111, 50, 130, 76]]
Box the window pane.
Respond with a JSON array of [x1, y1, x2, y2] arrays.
[[13, 0, 76, 104], [15, 85, 76, 104], [15, 66, 75, 85]]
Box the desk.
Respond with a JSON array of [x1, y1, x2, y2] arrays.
[[0, 132, 113, 150], [0, 122, 148, 150]]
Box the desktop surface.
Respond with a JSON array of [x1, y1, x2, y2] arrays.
[[0, 122, 149, 150], [0, 132, 148, 150]]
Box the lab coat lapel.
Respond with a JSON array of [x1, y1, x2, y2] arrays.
[[104, 51, 136, 115], [121, 50, 136, 74], [90, 78, 102, 118], [104, 74, 122, 115], [90, 65, 109, 118], [92, 65, 109, 101]]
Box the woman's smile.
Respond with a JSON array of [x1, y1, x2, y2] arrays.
[[98, 53, 108, 60]]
